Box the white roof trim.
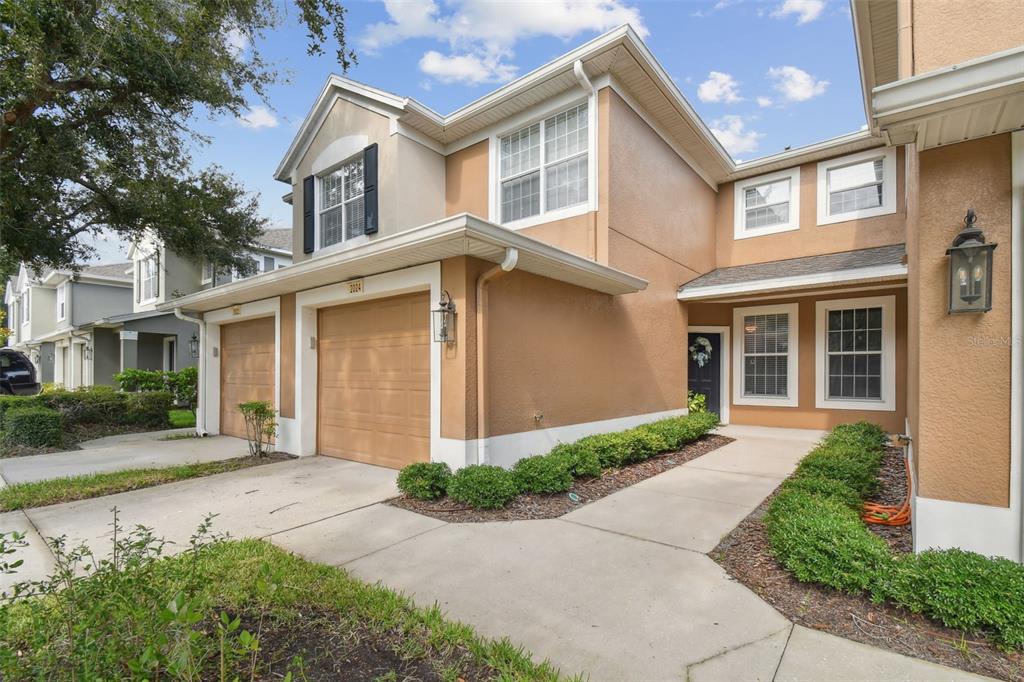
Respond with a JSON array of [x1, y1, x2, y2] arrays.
[[160, 213, 647, 313], [677, 262, 908, 302]]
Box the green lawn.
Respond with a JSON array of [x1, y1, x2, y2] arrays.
[[0, 538, 568, 680], [168, 408, 196, 428], [0, 457, 270, 511]]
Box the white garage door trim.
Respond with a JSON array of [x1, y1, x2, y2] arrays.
[[203, 297, 281, 436], [293, 261, 442, 459]]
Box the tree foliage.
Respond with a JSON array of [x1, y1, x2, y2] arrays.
[[0, 0, 353, 273]]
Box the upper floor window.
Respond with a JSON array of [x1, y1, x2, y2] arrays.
[[498, 102, 589, 224], [320, 156, 364, 248], [817, 147, 896, 225], [732, 303, 799, 408], [202, 261, 214, 284], [57, 284, 66, 321], [263, 256, 275, 272], [139, 255, 158, 301], [733, 167, 800, 240], [21, 291, 29, 324]]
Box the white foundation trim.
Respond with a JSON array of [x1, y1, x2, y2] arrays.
[[442, 408, 688, 471], [293, 262, 441, 459], [202, 297, 281, 438], [915, 496, 1020, 560], [688, 325, 730, 425]]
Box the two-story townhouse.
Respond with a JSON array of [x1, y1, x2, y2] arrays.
[[4, 263, 59, 382], [162, 11, 1024, 562]]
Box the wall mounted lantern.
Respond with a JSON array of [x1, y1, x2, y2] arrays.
[[432, 290, 456, 344], [83, 345, 93, 361], [947, 209, 997, 314], [189, 333, 200, 359]]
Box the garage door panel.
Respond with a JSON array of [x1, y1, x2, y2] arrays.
[[318, 292, 430, 469], [220, 317, 276, 440]]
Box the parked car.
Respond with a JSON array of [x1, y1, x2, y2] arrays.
[[0, 348, 40, 395]]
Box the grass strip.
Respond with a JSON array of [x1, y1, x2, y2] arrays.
[[0, 457, 270, 511], [168, 408, 196, 428]]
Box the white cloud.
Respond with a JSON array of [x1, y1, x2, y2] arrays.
[[767, 65, 828, 102], [361, 0, 648, 86], [224, 28, 248, 56], [756, 96, 773, 107], [772, 0, 825, 24], [238, 105, 279, 129], [697, 71, 742, 104], [419, 51, 518, 85], [710, 115, 763, 156]]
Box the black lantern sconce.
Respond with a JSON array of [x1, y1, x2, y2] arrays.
[[946, 209, 997, 314], [432, 290, 456, 344], [189, 332, 200, 359]]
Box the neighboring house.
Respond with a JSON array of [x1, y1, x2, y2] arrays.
[[162, 10, 1024, 563], [199, 228, 293, 288]]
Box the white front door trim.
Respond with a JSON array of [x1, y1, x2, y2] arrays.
[[688, 325, 730, 425]]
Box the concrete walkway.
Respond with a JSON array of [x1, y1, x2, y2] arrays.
[[0, 432, 251, 485], [0, 425, 993, 680]]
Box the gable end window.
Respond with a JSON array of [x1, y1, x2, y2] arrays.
[[815, 295, 896, 411], [733, 167, 800, 239], [139, 255, 159, 302], [732, 303, 799, 407], [319, 155, 364, 248], [21, 291, 29, 324], [816, 148, 897, 226], [57, 285, 66, 321], [496, 101, 591, 225]]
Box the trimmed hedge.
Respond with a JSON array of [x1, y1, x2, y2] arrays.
[[1, 407, 64, 448], [398, 411, 720, 510], [126, 391, 173, 428], [0, 387, 173, 434], [766, 420, 1024, 649], [397, 462, 451, 500]]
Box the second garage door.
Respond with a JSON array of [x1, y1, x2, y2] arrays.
[[318, 291, 430, 469], [220, 317, 276, 439]]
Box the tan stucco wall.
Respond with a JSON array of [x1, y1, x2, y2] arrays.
[[289, 97, 445, 263], [911, 134, 1013, 507], [688, 287, 909, 433], [279, 293, 296, 419], [445, 140, 489, 218], [715, 148, 907, 268], [911, 0, 1024, 75]]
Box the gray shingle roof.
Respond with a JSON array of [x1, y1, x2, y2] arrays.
[[679, 244, 906, 293], [257, 229, 292, 252], [81, 262, 132, 280]]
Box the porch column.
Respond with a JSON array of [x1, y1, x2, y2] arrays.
[[120, 330, 139, 372]]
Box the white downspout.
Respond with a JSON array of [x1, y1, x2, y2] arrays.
[[475, 247, 518, 466], [174, 308, 207, 436], [573, 59, 594, 93]]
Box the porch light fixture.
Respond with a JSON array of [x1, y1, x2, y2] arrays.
[[188, 332, 200, 359], [83, 345, 93, 361], [946, 209, 997, 314], [432, 290, 456, 344]]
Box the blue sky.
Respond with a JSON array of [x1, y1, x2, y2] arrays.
[[92, 0, 867, 262]]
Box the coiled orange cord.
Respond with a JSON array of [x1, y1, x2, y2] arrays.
[[862, 449, 911, 526]]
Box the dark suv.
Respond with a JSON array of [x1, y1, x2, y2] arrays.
[[0, 348, 40, 396]]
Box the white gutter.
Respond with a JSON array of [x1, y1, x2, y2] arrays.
[[174, 308, 208, 436], [476, 248, 519, 466], [677, 263, 908, 301], [573, 59, 594, 94]]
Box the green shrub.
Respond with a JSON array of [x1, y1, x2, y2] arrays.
[[783, 475, 862, 511], [884, 550, 1024, 649], [638, 412, 718, 451], [549, 442, 602, 478], [42, 386, 128, 426], [446, 465, 519, 509], [237, 400, 276, 457], [1, 406, 64, 448], [167, 366, 198, 408], [397, 462, 452, 500], [687, 390, 707, 413], [823, 421, 888, 451], [0, 395, 43, 429], [765, 487, 892, 595], [618, 428, 668, 464], [126, 391, 173, 428], [112, 367, 168, 392], [793, 443, 882, 498], [512, 455, 573, 494]]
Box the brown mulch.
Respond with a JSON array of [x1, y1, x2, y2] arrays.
[[712, 447, 1023, 682], [218, 608, 494, 681], [389, 434, 733, 523]]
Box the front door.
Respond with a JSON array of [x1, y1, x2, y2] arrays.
[[687, 332, 721, 417]]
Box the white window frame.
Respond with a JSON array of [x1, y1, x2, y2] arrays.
[[138, 254, 159, 304], [20, 291, 29, 325], [57, 284, 66, 321], [201, 261, 213, 284], [817, 147, 897, 226], [733, 167, 801, 240], [732, 302, 800, 408], [314, 153, 368, 256], [488, 91, 599, 231], [815, 295, 897, 411], [262, 255, 276, 272]]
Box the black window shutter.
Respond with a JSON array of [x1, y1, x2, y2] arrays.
[[302, 175, 315, 253], [363, 143, 378, 235]]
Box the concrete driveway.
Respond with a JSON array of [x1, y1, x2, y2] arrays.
[[0, 426, 990, 681]]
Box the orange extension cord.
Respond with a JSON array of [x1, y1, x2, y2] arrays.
[[862, 449, 911, 526]]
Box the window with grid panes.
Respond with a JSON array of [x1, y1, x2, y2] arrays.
[[825, 306, 883, 400]]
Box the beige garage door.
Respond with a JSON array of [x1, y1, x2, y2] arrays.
[[318, 292, 430, 469], [220, 317, 275, 439]]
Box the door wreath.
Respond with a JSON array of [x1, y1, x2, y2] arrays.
[[689, 336, 713, 368]]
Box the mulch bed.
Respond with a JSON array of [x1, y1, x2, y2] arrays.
[[0, 423, 161, 458], [712, 446, 1022, 682], [389, 434, 733, 523]]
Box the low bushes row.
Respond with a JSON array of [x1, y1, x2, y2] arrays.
[[765, 421, 1024, 649], [0, 387, 173, 448], [397, 411, 720, 510], [113, 367, 197, 408]]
